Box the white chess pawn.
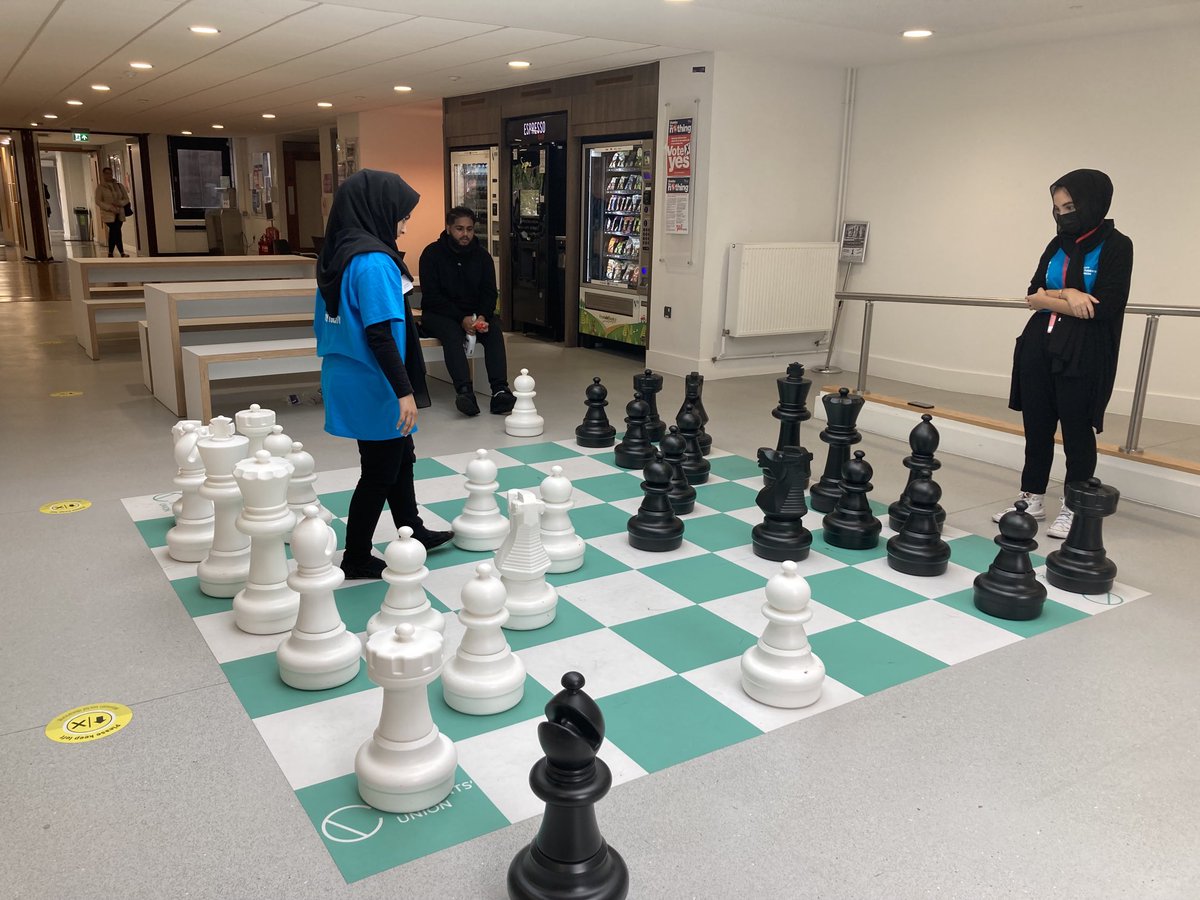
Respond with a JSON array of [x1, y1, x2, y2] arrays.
[[540, 466, 585, 573], [367, 526, 445, 638], [235, 403, 276, 457], [263, 423, 293, 458], [284, 441, 332, 543], [277, 507, 362, 690], [505, 368, 544, 437], [740, 561, 826, 708], [166, 421, 215, 562], [443, 562, 526, 714], [356, 623, 457, 813], [169, 419, 204, 521], [232, 450, 300, 635], [450, 449, 508, 551], [496, 489, 558, 630], [196, 416, 251, 598]]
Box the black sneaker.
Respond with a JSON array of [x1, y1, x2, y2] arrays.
[[413, 529, 453, 551], [455, 389, 480, 417], [339, 553, 387, 579], [490, 387, 516, 414]]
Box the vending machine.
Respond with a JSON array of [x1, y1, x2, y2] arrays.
[[579, 138, 654, 348], [449, 147, 500, 282]]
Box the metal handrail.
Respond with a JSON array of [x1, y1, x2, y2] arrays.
[[829, 291, 1200, 456]]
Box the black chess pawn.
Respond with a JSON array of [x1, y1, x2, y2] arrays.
[[887, 414, 946, 531], [507, 672, 629, 900], [809, 388, 864, 514], [660, 426, 696, 515], [772, 361, 813, 452], [613, 392, 655, 469], [1045, 478, 1120, 594], [886, 470, 950, 577], [676, 371, 711, 456], [973, 500, 1047, 621], [822, 450, 882, 550], [675, 404, 710, 484], [752, 446, 814, 561], [576, 377, 616, 449], [627, 454, 685, 552], [633, 369, 665, 443]]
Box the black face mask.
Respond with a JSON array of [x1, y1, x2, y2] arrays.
[[1055, 211, 1083, 237]]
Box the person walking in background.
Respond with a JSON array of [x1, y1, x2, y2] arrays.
[[418, 206, 516, 417], [314, 169, 451, 580], [996, 169, 1134, 537], [94, 167, 130, 257]]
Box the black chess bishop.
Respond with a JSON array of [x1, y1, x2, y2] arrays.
[[888, 414, 946, 532]]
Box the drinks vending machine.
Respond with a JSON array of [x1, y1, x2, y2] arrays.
[[449, 147, 500, 284], [578, 138, 653, 349]]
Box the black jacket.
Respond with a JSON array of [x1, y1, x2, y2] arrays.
[[418, 233, 497, 320]]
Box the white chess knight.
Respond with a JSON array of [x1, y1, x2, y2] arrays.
[[450, 449, 508, 551], [356, 623, 458, 814], [442, 562, 526, 715], [504, 368, 544, 437], [169, 419, 204, 521], [367, 526, 445, 638], [277, 507, 362, 690], [263, 424, 293, 458], [232, 450, 300, 635], [495, 489, 558, 630], [235, 403, 276, 457], [166, 421, 214, 562], [740, 561, 826, 708], [539, 466, 585, 573], [196, 416, 251, 598], [284, 441, 333, 543]]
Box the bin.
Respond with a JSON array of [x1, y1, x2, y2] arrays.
[[73, 207, 92, 242]]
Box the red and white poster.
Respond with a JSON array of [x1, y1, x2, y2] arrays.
[[665, 117, 693, 233]]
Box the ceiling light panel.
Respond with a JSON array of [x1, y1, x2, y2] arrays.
[[394, 26, 579, 74]]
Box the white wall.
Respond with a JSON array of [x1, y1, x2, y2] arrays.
[[840, 24, 1200, 425]]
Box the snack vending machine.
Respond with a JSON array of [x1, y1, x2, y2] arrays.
[[449, 147, 500, 283], [578, 138, 653, 348]]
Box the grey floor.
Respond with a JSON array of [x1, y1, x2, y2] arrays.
[[3, 292, 1198, 899]]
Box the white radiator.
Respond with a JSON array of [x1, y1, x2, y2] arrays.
[[723, 242, 839, 338]]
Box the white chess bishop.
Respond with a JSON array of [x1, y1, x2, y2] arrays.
[[166, 421, 214, 562], [495, 489, 558, 630], [285, 441, 333, 526], [450, 449, 508, 551], [442, 562, 526, 715], [740, 561, 826, 708], [169, 419, 204, 522], [356, 623, 458, 813], [539, 466, 585, 573], [366, 526, 445, 638], [504, 368, 544, 437], [196, 416, 251, 598], [235, 403, 276, 457], [277, 507, 362, 690], [232, 450, 300, 635]]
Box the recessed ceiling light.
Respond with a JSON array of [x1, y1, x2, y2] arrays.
[[317, 101, 333, 108], [91, 84, 110, 91], [190, 26, 220, 35], [508, 60, 531, 69], [181, 131, 193, 135], [902, 29, 934, 38], [393, 85, 413, 92], [130, 61, 153, 70], [262, 113, 276, 119], [30, 122, 39, 127], [212, 124, 224, 129], [43, 114, 58, 119], [66, 99, 83, 106]]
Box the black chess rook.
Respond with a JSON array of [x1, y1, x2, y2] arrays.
[[822, 450, 882, 550], [888, 414, 946, 531], [1045, 478, 1120, 595], [752, 446, 814, 561], [660, 426, 696, 515], [973, 500, 1047, 620], [627, 455, 685, 552], [633, 369, 665, 443], [576, 377, 617, 449], [613, 393, 655, 469], [809, 388, 863, 514], [886, 469, 950, 577]]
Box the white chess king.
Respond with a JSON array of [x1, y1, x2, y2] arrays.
[[740, 560, 826, 708]]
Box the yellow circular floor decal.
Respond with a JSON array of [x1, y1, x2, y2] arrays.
[[49, 390, 83, 398], [39, 499, 92, 514], [45, 703, 133, 744]]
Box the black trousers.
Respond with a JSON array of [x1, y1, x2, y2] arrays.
[[343, 435, 425, 560], [1017, 338, 1098, 495], [419, 311, 509, 393], [106, 220, 124, 255]]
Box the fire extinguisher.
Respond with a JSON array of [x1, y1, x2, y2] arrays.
[[259, 224, 280, 255]]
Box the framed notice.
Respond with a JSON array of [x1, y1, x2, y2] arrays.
[[665, 117, 693, 234], [839, 220, 869, 263]]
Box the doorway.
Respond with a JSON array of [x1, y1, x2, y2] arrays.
[[283, 146, 321, 252]]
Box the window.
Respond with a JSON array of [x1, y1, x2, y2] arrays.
[[167, 136, 231, 220]]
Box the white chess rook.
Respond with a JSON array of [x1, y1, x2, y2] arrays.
[[740, 560, 826, 708], [356, 623, 458, 813], [367, 526, 446, 638], [505, 368, 544, 437], [169, 419, 204, 522], [540, 466, 585, 573], [442, 562, 526, 715], [496, 489, 558, 630], [235, 403, 276, 458], [166, 421, 214, 562], [451, 449, 509, 551], [277, 507, 362, 690], [196, 416, 252, 598], [285, 441, 333, 535], [232, 450, 300, 635]]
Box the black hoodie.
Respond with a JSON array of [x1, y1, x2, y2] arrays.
[[418, 232, 498, 320]]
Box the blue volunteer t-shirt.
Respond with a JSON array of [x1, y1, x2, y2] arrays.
[[1043, 244, 1104, 294], [314, 252, 413, 441]]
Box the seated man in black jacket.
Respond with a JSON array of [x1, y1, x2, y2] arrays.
[[418, 207, 516, 416]]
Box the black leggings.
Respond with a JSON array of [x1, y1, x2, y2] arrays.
[[1018, 340, 1098, 495], [419, 311, 510, 392], [106, 220, 125, 256], [343, 435, 425, 559]]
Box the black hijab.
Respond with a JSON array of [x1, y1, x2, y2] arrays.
[[1050, 168, 1115, 291]]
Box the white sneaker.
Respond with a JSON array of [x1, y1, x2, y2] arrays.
[[992, 491, 1045, 523], [1046, 503, 1074, 539]]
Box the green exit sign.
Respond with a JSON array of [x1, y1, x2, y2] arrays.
[[71, 131, 90, 143]]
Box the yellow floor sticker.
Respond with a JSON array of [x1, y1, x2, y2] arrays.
[[39, 499, 92, 514], [49, 390, 83, 398], [45, 703, 133, 744]]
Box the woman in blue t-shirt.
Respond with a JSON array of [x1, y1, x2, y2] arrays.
[[315, 169, 452, 579], [996, 169, 1133, 538]]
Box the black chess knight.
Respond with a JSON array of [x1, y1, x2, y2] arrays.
[[809, 388, 863, 514], [821, 450, 882, 550], [752, 446, 814, 561], [576, 377, 616, 449], [888, 414, 945, 531], [1045, 478, 1120, 595], [973, 500, 1047, 621]]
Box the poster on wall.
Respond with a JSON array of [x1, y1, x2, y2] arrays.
[[664, 178, 691, 234], [665, 117, 693, 234]]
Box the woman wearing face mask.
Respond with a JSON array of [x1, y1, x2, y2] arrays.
[[996, 169, 1133, 538]]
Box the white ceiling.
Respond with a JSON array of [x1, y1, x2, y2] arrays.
[[1, 0, 1197, 137]]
